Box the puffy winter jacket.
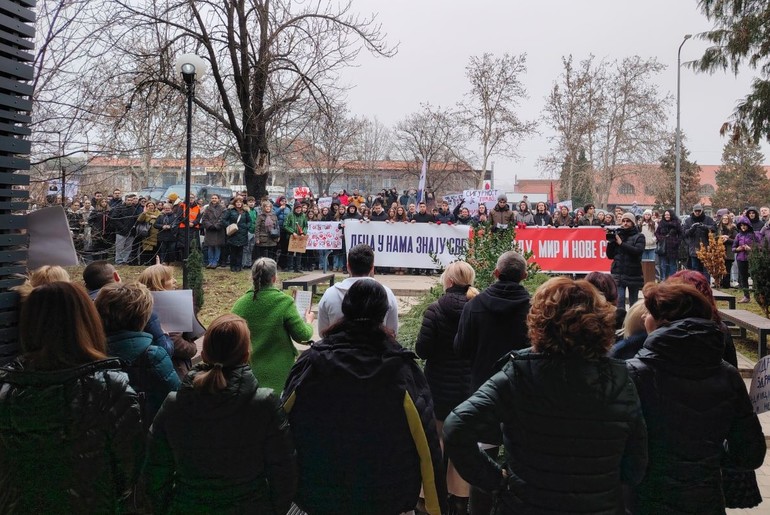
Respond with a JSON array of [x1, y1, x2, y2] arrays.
[[282, 329, 447, 515], [683, 212, 716, 257], [654, 217, 684, 260], [454, 280, 531, 390], [145, 364, 296, 514], [416, 286, 473, 420], [0, 358, 144, 513], [607, 225, 645, 288], [626, 318, 766, 514], [444, 351, 648, 515]]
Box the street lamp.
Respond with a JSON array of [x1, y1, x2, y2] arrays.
[[675, 34, 692, 217], [174, 53, 207, 289]]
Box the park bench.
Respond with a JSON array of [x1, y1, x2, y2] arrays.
[[719, 308, 770, 357], [282, 272, 335, 297], [711, 289, 736, 309]]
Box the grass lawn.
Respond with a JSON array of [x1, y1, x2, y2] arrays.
[[715, 287, 768, 363], [64, 265, 342, 327]]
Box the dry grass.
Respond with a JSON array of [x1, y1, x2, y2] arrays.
[[64, 265, 339, 326]]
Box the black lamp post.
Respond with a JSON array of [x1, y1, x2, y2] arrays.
[[174, 54, 206, 289]]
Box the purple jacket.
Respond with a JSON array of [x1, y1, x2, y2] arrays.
[[733, 217, 760, 261]]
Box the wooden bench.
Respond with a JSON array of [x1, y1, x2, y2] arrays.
[[282, 273, 335, 297], [711, 289, 736, 310], [719, 308, 770, 357]]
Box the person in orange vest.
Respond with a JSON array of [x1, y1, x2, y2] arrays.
[[176, 193, 202, 256]]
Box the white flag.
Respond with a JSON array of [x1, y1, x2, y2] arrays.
[[416, 157, 427, 203]]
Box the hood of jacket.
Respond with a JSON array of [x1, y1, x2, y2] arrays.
[[636, 318, 724, 378], [474, 280, 530, 315], [305, 330, 415, 382], [174, 364, 260, 420], [736, 215, 752, 227]]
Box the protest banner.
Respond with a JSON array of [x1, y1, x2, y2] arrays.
[[343, 221, 471, 269], [317, 196, 332, 209], [293, 186, 311, 200], [307, 221, 343, 250], [515, 226, 611, 274], [442, 189, 498, 216]]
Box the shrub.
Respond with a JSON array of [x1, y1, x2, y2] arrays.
[[749, 240, 770, 318], [696, 232, 727, 288]]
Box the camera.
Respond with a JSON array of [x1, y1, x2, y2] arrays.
[[605, 228, 617, 241]]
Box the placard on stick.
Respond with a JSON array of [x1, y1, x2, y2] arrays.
[[748, 355, 770, 414]]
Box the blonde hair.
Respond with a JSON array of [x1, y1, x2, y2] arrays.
[[13, 265, 71, 300], [441, 261, 479, 299], [95, 282, 154, 333], [623, 300, 648, 338], [137, 264, 175, 292], [194, 314, 251, 393]]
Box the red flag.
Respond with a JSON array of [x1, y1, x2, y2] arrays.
[[549, 181, 555, 205]]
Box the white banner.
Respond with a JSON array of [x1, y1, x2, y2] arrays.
[[443, 189, 498, 216], [343, 220, 471, 269], [307, 221, 343, 249]]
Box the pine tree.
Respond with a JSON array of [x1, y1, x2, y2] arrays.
[[710, 140, 770, 212], [653, 134, 701, 212], [558, 149, 593, 207]]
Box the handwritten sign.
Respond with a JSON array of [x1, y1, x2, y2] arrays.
[[442, 189, 499, 216], [749, 355, 770, 414], [317, 196, 332, 209], [293, 186, 311, 200], [307, 221, 343, 250]]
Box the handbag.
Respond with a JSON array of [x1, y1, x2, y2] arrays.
[[269, 227, 280, 238], [134, 221, 151, 240], [655, 239, 666, 256], [226, 214, 241, 236]]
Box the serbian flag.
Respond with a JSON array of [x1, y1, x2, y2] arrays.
[[416, 157, 427, 203], [549, 181, 555, 214]]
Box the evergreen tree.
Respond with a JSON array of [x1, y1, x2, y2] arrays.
[[711, 139, 770, 212], [653, 134, 700, 212], [558, 149, 593, 207]]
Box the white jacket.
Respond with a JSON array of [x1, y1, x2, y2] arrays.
[[317, 277, 399, 336]]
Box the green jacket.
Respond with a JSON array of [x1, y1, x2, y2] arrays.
[[231, 287, 313, 393], [284, 211, 308, 235]]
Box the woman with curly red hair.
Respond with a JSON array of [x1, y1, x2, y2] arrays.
[[444, 276, 648, 514]]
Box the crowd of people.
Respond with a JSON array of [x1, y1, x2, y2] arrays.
[[0, 233, 766, 513]]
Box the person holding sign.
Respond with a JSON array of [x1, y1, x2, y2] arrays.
[[626, 281, 765, 514], [284, 203, 308, 273]]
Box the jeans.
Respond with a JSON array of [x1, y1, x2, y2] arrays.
[[689, 256, 711, 283], [115, 234, 135, 264], [642, 249, 655, 261], [660, 256, 677, 280], [243, 233, 255, 268], [616, 282, 640, 308], [207, 245, 221, 267], [333, 252, 345, 270], [318, 249, 331, 273]]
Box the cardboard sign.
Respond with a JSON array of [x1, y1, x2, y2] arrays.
[[288, 234, 308, 253], [749, 355, 770, 414]]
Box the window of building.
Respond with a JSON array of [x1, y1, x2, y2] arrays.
[[618, 182, 635, 195]]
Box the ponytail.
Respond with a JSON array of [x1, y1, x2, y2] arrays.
[[192, 362, 227, 393]]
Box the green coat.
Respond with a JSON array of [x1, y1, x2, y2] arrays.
[[284, 211, 307, 235], [231, 287, 313, 393]]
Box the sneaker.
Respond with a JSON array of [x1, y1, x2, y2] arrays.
[[738, 296, 751, 303]]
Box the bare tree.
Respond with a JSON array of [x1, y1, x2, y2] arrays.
[[461, 52, 536, 188], [102, 0, 395, 198], [357, 116, 393, 173], [541, 55, 670, 208], [394, 103, 472, 194], [293, 103, 362, 195]]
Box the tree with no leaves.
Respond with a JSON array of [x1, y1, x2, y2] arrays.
[[460, 52, 536, 188], [103, 0, 394, 199]]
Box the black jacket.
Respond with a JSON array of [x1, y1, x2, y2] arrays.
[[145, 365, 296, 515], [654, 217, 683, 260], [626, 319, 766, 514], [154, 212, 179, 242], [607, 226, 645, 287], [454, 280, 531, 390], [683, 212, 716, 257], [282, 328, 447, 515], [109, 202, 142, 236], [444, 351, 648, 515], [0, 358, 144, 514], [416, 286, 473, 420]]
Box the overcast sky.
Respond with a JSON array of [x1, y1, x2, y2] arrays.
[[338, 0, 766, 191]]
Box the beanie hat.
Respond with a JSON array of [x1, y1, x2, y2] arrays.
[[168, 193, 179, 202], [622, 212, 636, 222], [643, 209, 652, 216], [497, 194, 507, 202]]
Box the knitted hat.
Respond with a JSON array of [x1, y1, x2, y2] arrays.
[[168, 193, 179, 202], [622, 212, 636, 222], [497, 194, 508, 202], [643, 209, 652, 216]]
